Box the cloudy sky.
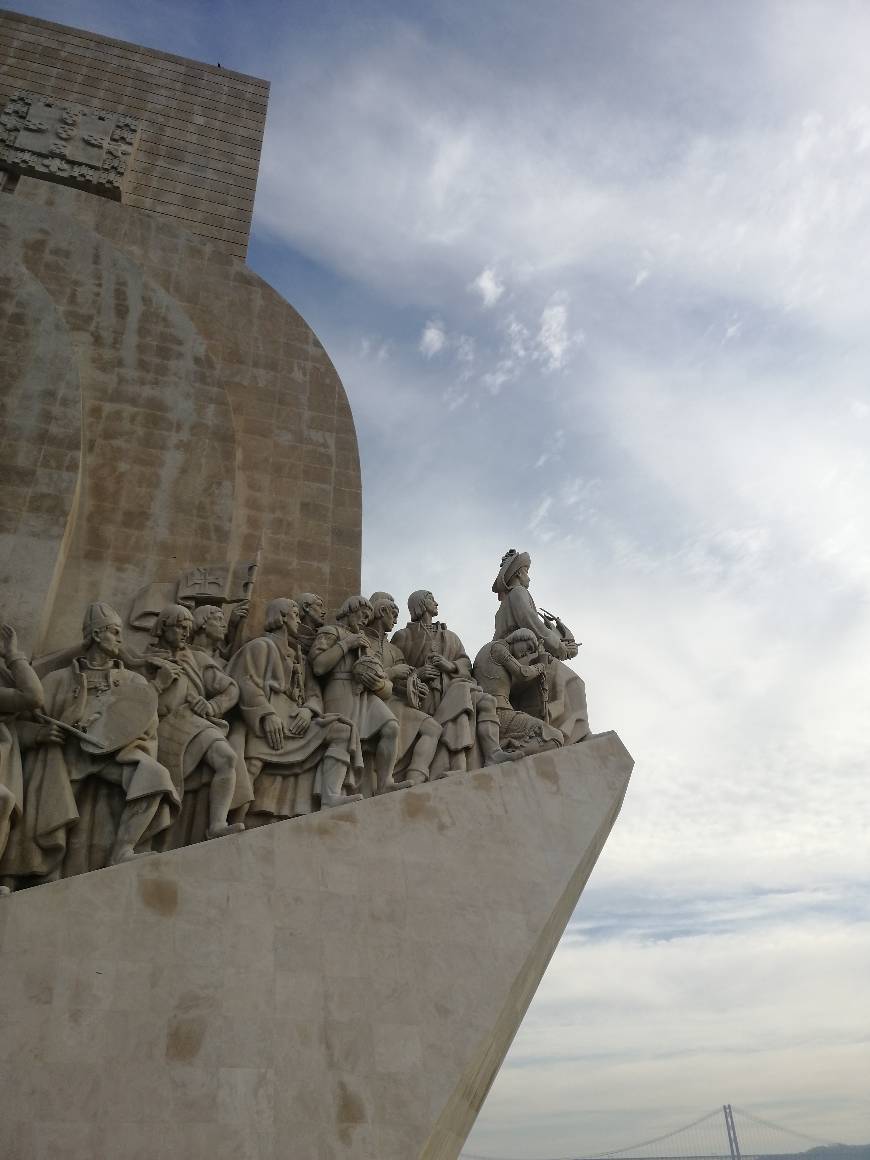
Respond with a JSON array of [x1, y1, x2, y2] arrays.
[[10, 1, 870, 1155]]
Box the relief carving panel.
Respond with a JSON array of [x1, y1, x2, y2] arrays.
[[0, 91, 139, 200]]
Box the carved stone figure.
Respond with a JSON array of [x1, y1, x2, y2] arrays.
[[144, 604, 248, 847], [492, 549, 589, 742], [309, 596, 409, 795], [392, 591, 508, 775], [473, 630, 564, 756], [0, 624, 43, 895], [191, 603, 230, 666], [295, 591, 326, 657], [227, 597, 363, 821], [0, 603, 180, 885], [365, 592, 442, 786]]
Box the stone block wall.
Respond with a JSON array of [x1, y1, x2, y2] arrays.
[[0, 9, 268, 259], [0, 181, 361, 654]]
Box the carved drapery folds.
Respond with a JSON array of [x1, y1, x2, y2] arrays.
[[0, 550, 589, 892]]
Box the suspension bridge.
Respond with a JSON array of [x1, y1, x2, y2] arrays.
[[462, 1103, 864, 1160]]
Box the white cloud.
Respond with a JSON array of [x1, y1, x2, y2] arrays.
[[419, 318, 447, 357], [470, 265, 505, 307]]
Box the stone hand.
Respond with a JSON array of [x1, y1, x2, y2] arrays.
[[287, 707, 312, 736], [346, 633, 369, 652], [390, 663, 413, 680], [189, 696, 213, 718], [263, 713, 286, 752], [228, 602, 249, 628], [419, 663, 440, 683], [0, 622, 17, 660], [36, 722, 65, 745], [429, 653, 455, 674]]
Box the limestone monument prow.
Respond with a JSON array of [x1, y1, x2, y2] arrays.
[[0, 11, 635, 1160], [0, 732, 633, 1160]]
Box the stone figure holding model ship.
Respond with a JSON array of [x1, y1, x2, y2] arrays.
[[492, 549, 590, 742]]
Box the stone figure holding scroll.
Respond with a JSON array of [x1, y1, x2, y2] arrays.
[[145, 604, 249, 847], [392, 590, 508, 775], [491, 549, 589, 742], [309, 595, 408, 795], [227, 597, 363, 821], [364, 592, 442, 786], [473, 630, 564, 756], [0, 624, 44, 894], [0, 603, 180, 884]]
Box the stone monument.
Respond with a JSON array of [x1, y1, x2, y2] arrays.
[[0, 11, 634, 1160]]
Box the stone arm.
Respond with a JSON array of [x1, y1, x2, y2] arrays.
[[227, 639, 279, 736], [505, 587, 569, 659], [491, 641, 544, 684], [301, 656, 325, 715], [309, 627, 354, 679], [200, 658, 239, 718], [0, 654, 44, 715]]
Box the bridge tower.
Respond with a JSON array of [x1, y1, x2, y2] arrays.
[[724, 1104, 742, 1160]]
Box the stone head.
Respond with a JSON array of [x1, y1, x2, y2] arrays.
[[506, 628, 538, 661], [265, 597, 300, 636], [296, 592, 326, 628], [155, 603, 194, 649], [337, 595, 372, 634], [369, 591, 399, 632], [192, 604, 227, 643], [82, 602, 124, 658], [408, 590, 438, 621]]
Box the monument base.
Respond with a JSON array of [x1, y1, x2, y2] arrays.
[[0, 732, 632, 1160]]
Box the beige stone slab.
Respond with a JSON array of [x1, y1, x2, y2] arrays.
[[0, 9, 269, 254], [0, 733, 633, 1159]]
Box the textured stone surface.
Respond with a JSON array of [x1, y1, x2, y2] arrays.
[[0, 732, 632, 1160], [0, 182, 362, 656], [0, 8, 268, 258]]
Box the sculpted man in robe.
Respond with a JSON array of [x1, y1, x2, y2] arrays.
[[473, 629, 564, 756], [491, 549, 589, 742], [0, 624, 44, 894], [0, 603, 180, 885], [392, 591, 509, 774], [309, 595, 409, 795], [364, 592, 442, 786], [144, 604, 248, 847], [227, 597, 362, 822], [295, 591, 326, 657]]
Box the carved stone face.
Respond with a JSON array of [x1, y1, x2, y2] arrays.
[[93, 622, 122, 658], [284, 601, 301, 636], [373, 599, 398, 632], [345, 604, 371, 633], [303, 596, 325, 627], [162, 616, 192, 649], [511, 637, 536, 661], [515, 565, 530, 589], [203, 611, 227, 641], [424, 592, 439, 617]]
